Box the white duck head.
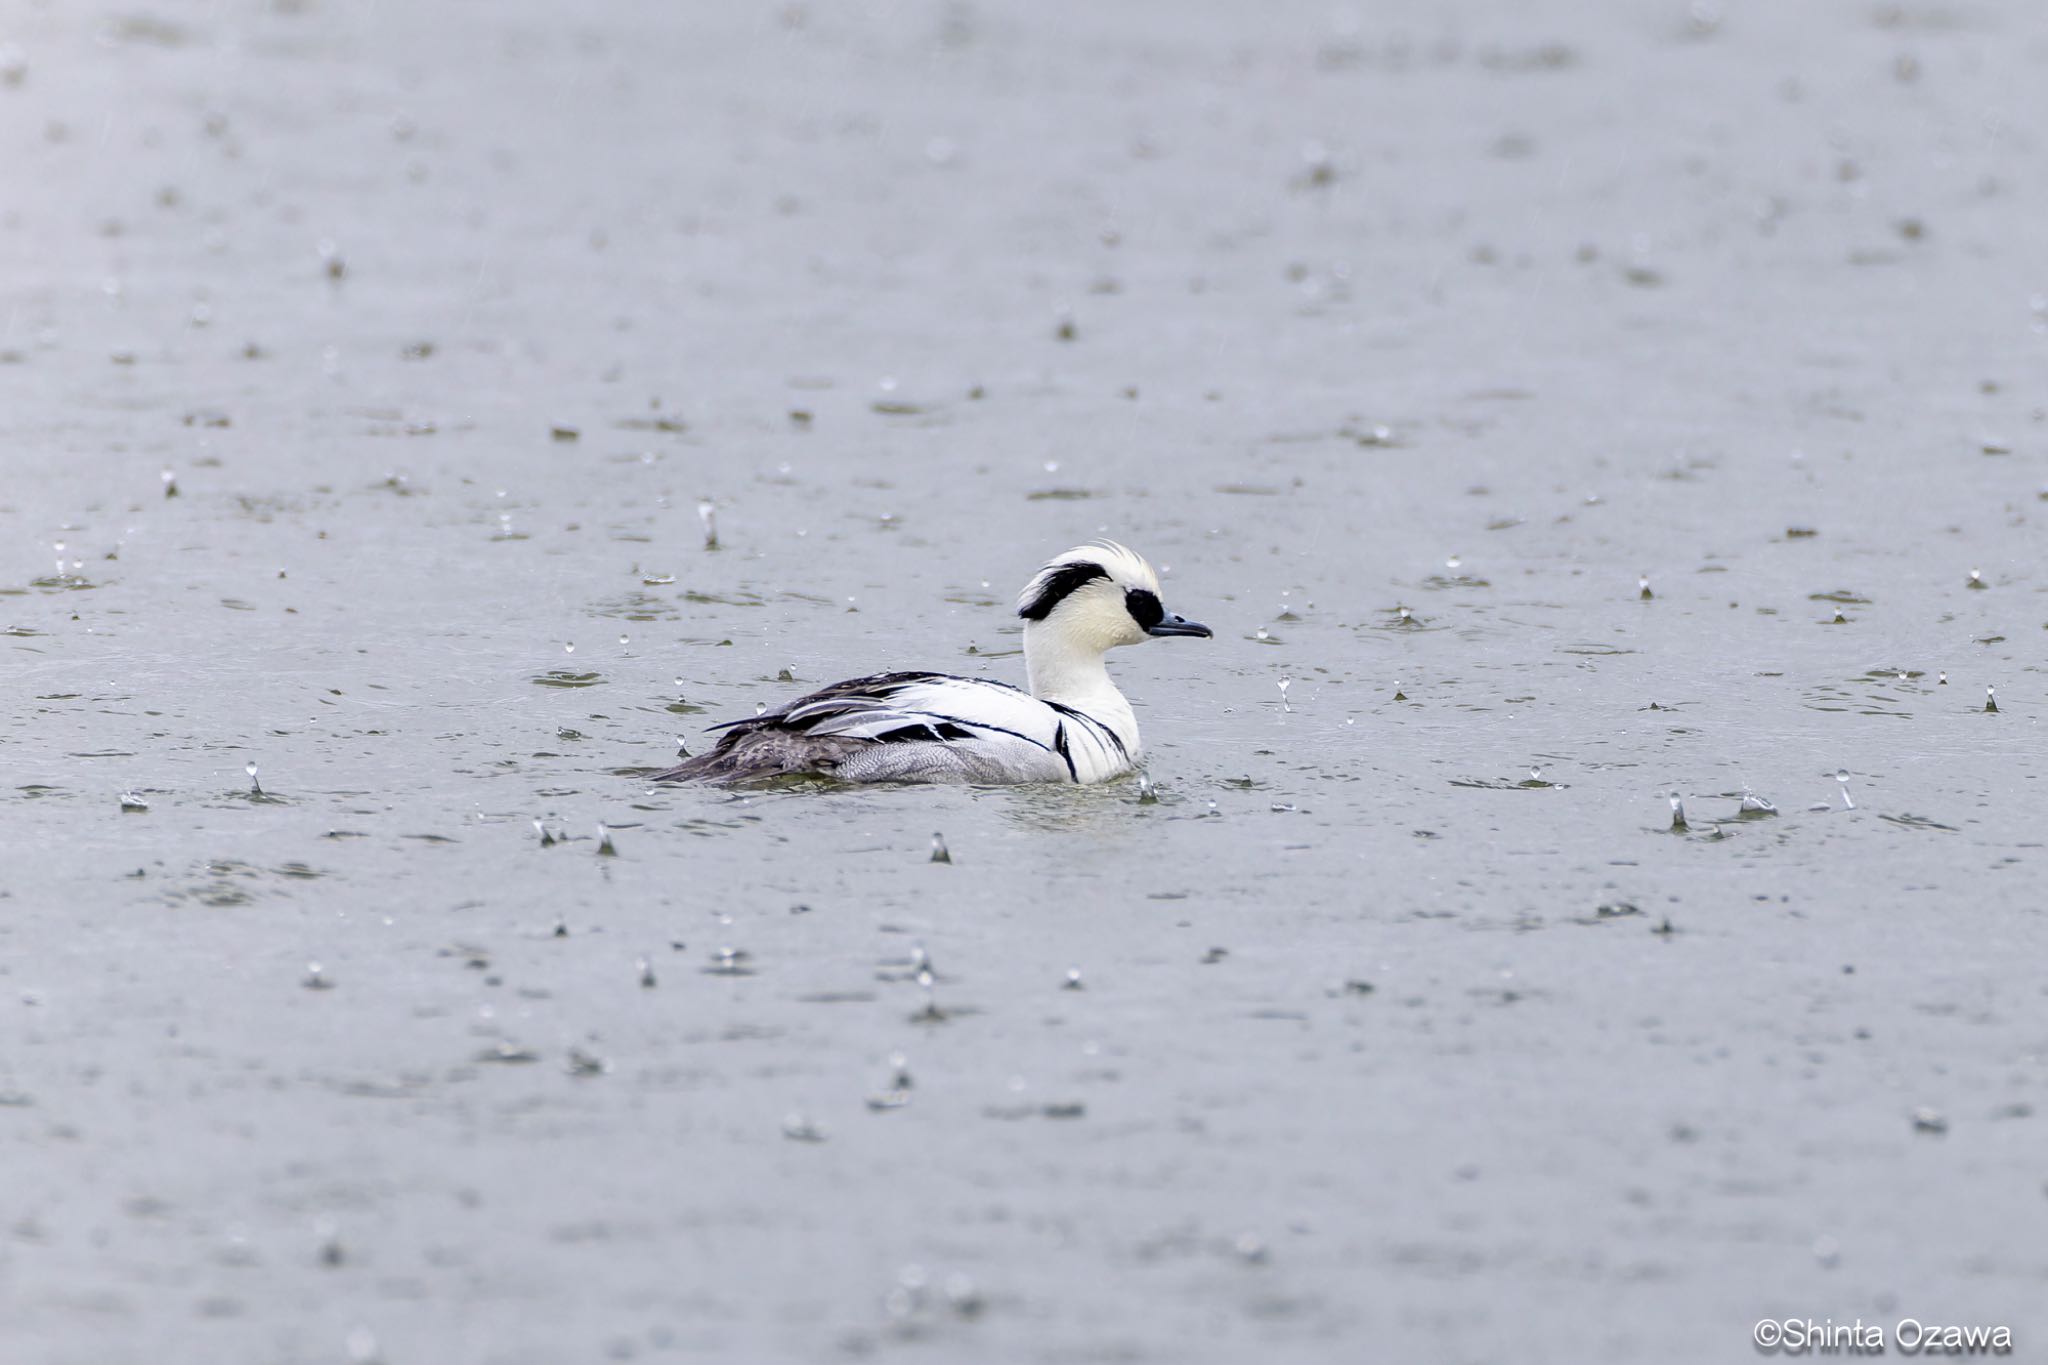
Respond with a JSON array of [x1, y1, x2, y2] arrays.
[[1015, 541, 1210, 702]]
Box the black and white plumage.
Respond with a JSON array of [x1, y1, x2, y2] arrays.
[[651, 542, 1211, 785]]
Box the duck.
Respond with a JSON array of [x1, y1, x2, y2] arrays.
[[650, 541, 1211, 784]]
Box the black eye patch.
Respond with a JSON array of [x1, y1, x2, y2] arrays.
[[1123, 588, 1163, 630]]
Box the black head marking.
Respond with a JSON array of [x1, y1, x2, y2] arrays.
[[1018, 560, 1109, 621], [1123, 588, 1163, 631]]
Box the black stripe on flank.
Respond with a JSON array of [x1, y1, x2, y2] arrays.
[[1052, 722, 1078, 781], [1018, 561, 1109, 621], [1047, 701, 1127, 760]]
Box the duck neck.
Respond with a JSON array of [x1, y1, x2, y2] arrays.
[[1024, 626, 1134, 727]]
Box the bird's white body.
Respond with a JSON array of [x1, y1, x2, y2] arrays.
[[652, 541, 1209, 785]]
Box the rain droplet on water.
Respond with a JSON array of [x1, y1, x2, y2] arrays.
[[754, 701, 768, 716], [1984, 685, 1998, 714], [1938, 672, 1948, 685], [698, 500, 719, 549], [563, 642, 575, 655], [1667, 792, 1688, 832], [1638, 575, 1653, 600], [245, 762, 262, 794], [1277, 677, 1292, 711], [1446, 555, 1462, 570], [1835, 770, 1855, 810], [929, 833, 952, 864]]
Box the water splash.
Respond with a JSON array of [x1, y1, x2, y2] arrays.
[[638, 957, 657, 988], [119, 790, 150, 813], [246, 762, 262, 796], [698, 500, 719, 550], [1835, 770, 1855, 810], [930, 833, 952, 864], [1277, 678, 1292, 712], [1966, 568, 1986, 590], [1667, 792, 1687, 832], [1638, 575, 1653, 601], [1984, 685, 1998, 714], [1062, 967, 1085, 991], [596, 822, 616, 856]]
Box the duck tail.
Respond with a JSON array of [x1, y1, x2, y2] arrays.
[[648, 730, 854, 783]]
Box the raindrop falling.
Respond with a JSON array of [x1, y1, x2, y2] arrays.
[[1277, 677, 1292, 712], [929, 832, 952, 864], [1638, 575, 1653, 601], [1938, 672, 1948, 685], [563, 642, 575, 655], [780, 1112, 825, 1143], [1396, 606, 1412, 624], [245, 762, 262, 796], [1446, 554, 1462, 570], [1529, 766, 1544, 783], [638, 957, 657, 988], [596, 822, 617, 856], [534, 818, 555, 848], [754, 701, 768, 716], [161, 468, 179, 498], [698, 500, 719, 550], [1392, 681, 1408, 701], [1667, 792, 1688, 832], [1835, 770, 1855, 810], [618, 634, 629, 646], [1063, 967, 1085, 991], [1984, 685, 1998, 714], [301, 962, 333, 990], [1966, 568, 1986, 589], [1136, 773, 1157, 805], [52, 541, 66, 577], [1255, 627, 1270, 641], [1831, 607, 1847, 624]]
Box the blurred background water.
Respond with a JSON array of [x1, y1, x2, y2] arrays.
[[3, 1, 2044, 1361]]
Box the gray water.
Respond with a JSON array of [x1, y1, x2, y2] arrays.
[[4, 1, 2045, 1361]]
